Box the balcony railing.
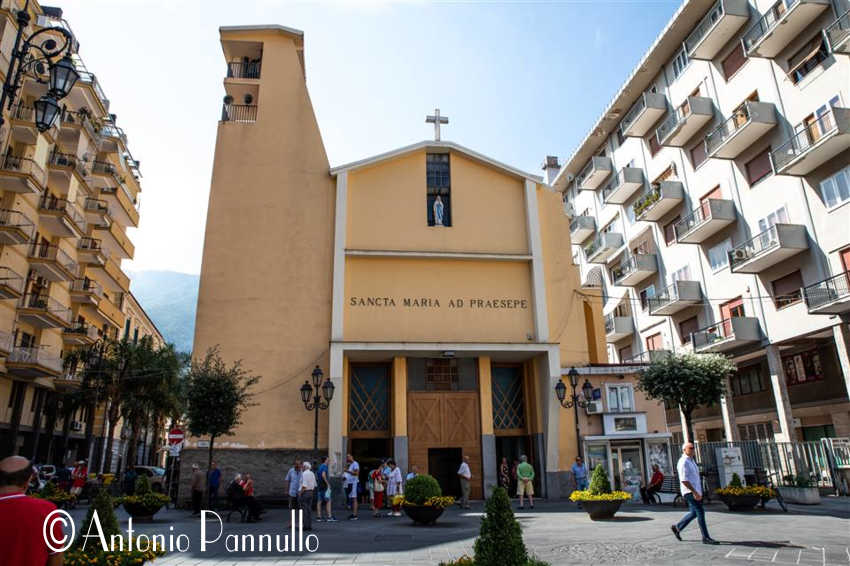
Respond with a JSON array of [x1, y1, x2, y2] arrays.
[[826, 10, 850, 53], [100, 123, 127, 146], [674, 199, 736, 243], [611, 254, 657, 286], [705, 101, 775, 157], [91, 160, 119, 177], [803, 271, 850, 313], [685, 0, 750, 59], [633, 187, 661, 218], [10, 102, 33, 122], [64, 322, 99, 341], [84, 197, 110, 215], [584, 232, 623, 263], [601, 167, 644, 205], [1, 154, 45, 181], [38, 194, 86, 231], [692, 317, 760, 352], [48, 150, 88, 177], [0, 266, 24, 295], [20, 293, 73, 325], [28, 242, 78, 274], [685, 0, 726, 54], [73, 53, 110, 110], [221, 104, 258, 123], [742, 0, 829, 57], [226, 60, 262, 79], [7, 345, 63, 373], [72, 277, 105, 298], [771, 108, 849, 174], [621, 92, 667, 138], [60, 109, 100, 142], [0, 208, 35, 235], [648, 280, 702, 315]]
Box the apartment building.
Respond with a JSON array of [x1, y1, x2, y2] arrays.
[[0, 1, 146, 467], [555, 0, 850, 445]]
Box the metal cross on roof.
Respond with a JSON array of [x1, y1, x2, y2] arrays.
[[426, 108, 449, 141]]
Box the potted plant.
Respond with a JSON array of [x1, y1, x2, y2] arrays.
[[400, 474, 454, 525], [715, 473, 775, 511], [118, 475, 169, 521], [35, 481, 77, 509], [569, 464, 631, 520], [778, 474, 820, 505]]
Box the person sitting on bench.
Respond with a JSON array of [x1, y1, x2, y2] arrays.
[[641, 464, 664, 504]]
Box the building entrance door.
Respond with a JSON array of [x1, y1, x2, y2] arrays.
[[428, 447, 462, 498], [610, 443, 643, 500]]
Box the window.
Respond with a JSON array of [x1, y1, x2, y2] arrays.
[[663, 216, 680, 246], [722, 43, 747, 80], [606, 384, 634, 412], [671, 47, 690, 80], [745, 147, 773, 185], [646, 333, 663, 351], [639, 284, 656, 311], [758, 206, 789, 232], [731, 364, 768, 397], [739, 422, 773, 440], [618, 345, 633, 362], [679, 316, 700, 344], [708, 238, 733, 272], [771, 270, 804, 308], [648, 131, 662, 157], [426, 153, 451, 227], [690, 140, 707, 168], [787, 36, 829, 85], [820, 166, 850, 209], [783, 348, 824, 385], [670, 264, 692, 283]]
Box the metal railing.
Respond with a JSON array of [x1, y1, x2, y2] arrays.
[[655, 105, 688, 144], [803, 271, 850, 310], [1, 154, 45, 183], [604, 313, 617, 334], [692, 318, 736, 350], [72, 53, 110, 110], [72, 277, 104, 297], [772, 109, 839, 171], [84, 198, 110, 215], [0, 328, 11, 353], [648, 280, 687, 312], [0, 266, 24, 294], [705, 103, 752, 154], [611, 254, 650, 283], [226, 60, 262, 79], [0, 208, 35, 237], [100, 123, 127, 146], [569, 215, 593, 234], [64, 322, 98, 340], [632, 185, 662, 218], [675, 201, 714, 239], [742, 0, 800, 52], [221, 104, 258, 123], [729, 225, 779, 269], [48, 150, 88, 177], [7, 345, 62, 373], [601, 167, 638, 202], [584, 233, 612, 259], [19, 293, 72, 324], [91, 160, 118, 177], [685, 0, 726, 54], [28, 242, 78, 275], [621, 92, 651, 134], [11, 102, 33, 122], [826, 10, 850, 51], [38, 194, 86, 231], [60, 109, 100, 143]]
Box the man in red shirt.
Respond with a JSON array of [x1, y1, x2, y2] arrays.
[[641, 463, 665, 504], [0, 455, 65, 566], [71, 460, 88, 496]]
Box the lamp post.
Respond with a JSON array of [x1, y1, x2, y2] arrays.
[[554, 367, 594, 460], [0, 1, 79, 133], [300, 365, 335, 451]]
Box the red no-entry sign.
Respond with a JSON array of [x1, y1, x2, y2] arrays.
[[168, 428, 184, 445]]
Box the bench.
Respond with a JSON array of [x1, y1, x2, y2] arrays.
[[651, 473, 683, 505]]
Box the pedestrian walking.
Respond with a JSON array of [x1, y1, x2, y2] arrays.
[[386, 460, 403, 516], [285, 459, 302, 510], [499, 457, 510, 490], [571, 456, 588, 491], [457, 455, 471, 509], [190, 464, 204, 516], [207, 461, 221, 509], [516, 455, 535, 509], [299, 462, 316, 531], [344, 454, 360, 520], [370, 465, 385, 517], [671, 442, 718, 545], [0, 456, 65, 566], [316, 455, 335, 522], [70, 460, 87, 496]]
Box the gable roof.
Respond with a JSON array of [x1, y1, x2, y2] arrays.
[[329, 140, 543, 183]]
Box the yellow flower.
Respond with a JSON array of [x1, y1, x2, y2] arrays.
[[569, 489, 632, 502]]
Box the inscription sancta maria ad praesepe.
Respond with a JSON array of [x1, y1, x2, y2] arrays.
[[348, 296, 529, 309]]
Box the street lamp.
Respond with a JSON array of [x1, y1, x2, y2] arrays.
[[300, 365, 335, 451], [0, 2, 79, 132], [554, 367, 595, 459]]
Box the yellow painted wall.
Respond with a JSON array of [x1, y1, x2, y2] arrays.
[[344, 257, 534, 342], [346, 151, 529, 254]]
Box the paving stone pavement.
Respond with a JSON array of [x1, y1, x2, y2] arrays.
[[64, 497, 850, 565]]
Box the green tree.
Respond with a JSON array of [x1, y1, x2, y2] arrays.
[[185, 347, 259, 478], [588, 464, 611, 495], [474, 487, 527, 566], [75, 489, 120, 548], [636, 352, 735, 442]]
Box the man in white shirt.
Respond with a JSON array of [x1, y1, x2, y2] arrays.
[[343, 454, 360, 520], [299, 462, 317, 530], [671, 442, 717, 544], [457, 455, 472, 509], [386, 460, 403, 516]]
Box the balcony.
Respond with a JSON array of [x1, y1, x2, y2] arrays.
[[705, 101, 777, 159], [648, 280, 702, 315], [570, 215, 596, 243], [47, 150, 88, 186], [826, 10, 850, 55], [611, 254, 658, 286], [624, 349, 672, 364], [0, 267, 24, 299], [0, 329, 11, 357], [0, 154, 45, 194], [0, 208, 35, 244], [97, 291, 124, 328], [601, 167, 644, 205], [771, 107, 850, 176], [656, 97, 714, 147], [99, 123, 127, 154], [28, 243, 78, 282], [94, 220, 134, 259], [221, 103, 258, 123], [59, 109, 101, 147], [693, 317, 760, 353], [685, 0, 750, 60], [605, 314, 634, 342], [633, 181, 684, 222], [9, 103, 37, 144], [100, 185, 139, 228], [71, 278, 104, 306], [742, 0, 830, 58], [17, 293, 72, 329], [55, 368, 83, 390], [577, 156, 613, 191], [584, 232, 624, 264], [38, 195, 86, 238], [729, 224, 808, 273], [89, 160, 123, 183], [675, 199, 737, 244], [72, 54, 111, 113], [621, 92, 667, 138], [6, 346, 62, 378], [98, 257, 131, 293], [226, 60, 262, 79], [64, 322, 99, 345], [77, 237, 109, 266], [803, 271, 850, 314], [84, 198, 111, 228]]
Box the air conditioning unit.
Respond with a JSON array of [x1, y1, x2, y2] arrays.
[[731, 249, 749, 261], [585, 400, 604, 415], [70, 420, 83, 432]]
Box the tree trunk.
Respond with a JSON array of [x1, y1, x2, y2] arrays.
[[83, 399, 96, 465], [58, 408, 72, 466], [126, 416, 140, 469], [30, 388, 46, 461], [206, 435, 215, 491], [683, 409, 695, 445], [4, 381, 27, 455], [43, 394, 58, 465], [102, 402, 120, 473]]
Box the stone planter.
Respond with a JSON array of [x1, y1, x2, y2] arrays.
[[122, 501, 165, 521], [403, 504, 445, 525], [718, 494, 761, 511], [778, 486, 820, 505], [579, 499, 625, 520]]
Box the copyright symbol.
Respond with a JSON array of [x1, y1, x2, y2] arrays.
[[43, 509, 74, 553]]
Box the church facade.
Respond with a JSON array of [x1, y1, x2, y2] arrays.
[[190, 24, 668, 500]]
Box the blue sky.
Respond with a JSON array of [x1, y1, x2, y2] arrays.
[[57, 0, 680, 274]]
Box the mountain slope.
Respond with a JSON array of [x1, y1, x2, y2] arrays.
[[128, 270, 199, 354]]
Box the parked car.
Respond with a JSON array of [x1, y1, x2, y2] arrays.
[[134, 466, 166, 492]]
